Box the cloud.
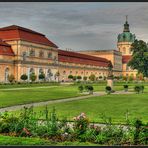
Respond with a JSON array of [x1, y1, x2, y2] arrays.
[[0, 2, 148, 50]]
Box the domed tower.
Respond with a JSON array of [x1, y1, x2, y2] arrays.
[[117, 16, 136, 55]]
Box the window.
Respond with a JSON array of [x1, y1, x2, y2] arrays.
[[48, 52, 52, 58], [39, 51, 44, 58], [123, 47, 126, 54], [22, 52, 27, 61], [70, 71, 72, 74], [29, 50, 35, 57], [63, 71, 66, 75]]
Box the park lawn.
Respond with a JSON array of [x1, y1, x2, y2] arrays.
[[0, 83, 126, 108], [0, 135, 99, 146], [0, 85, 84, 108], [0, 82, 147, 108], [30, 93, 148, 124]]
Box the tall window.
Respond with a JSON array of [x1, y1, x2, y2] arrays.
[[123, 47, 126, 54], [39, 51, 44, 58], [48, 52, 52, 59], [29, 49, 35, 57], [22, 52, 27, 61]]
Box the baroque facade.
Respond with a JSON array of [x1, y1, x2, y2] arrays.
[[0, 18, 138, 83]]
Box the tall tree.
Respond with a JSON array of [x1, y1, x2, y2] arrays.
[[128, 39, 148, 77]]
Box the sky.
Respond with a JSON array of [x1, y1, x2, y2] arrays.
[[0, 2, 148, 51]]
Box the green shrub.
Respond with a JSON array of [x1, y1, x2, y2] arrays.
[[78, 85, 84, 93], [89, 74, 96, 82], [39, 72, 45, 80], [105, 86, 112, 94], [20, 74, 28, 81], [134, 85, 141, 94], [84, 85, 94, 94], [73, 113, 89, 140], [83, 76, 87, 81], [123, 85, 128, 92], [140, 85, 144, 93], [77, 76, 82, 80], [87, 85, 94, 94], [30, 73, 37, 82], [68, 75, 73, 80]]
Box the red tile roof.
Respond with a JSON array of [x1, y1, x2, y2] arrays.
[[0, 39, 14, 56], [58, 49, 109, 67], [0, 25, 58, 48], [122, 55, 132, 63]]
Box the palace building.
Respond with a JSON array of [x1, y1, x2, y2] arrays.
[[0, 17, 138, 83]]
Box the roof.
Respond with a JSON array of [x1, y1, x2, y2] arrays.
[[0, 39, 14, 56], [58, 49, 109, 67], [0, 25, 58, 48], [122, 55, 132, 63]]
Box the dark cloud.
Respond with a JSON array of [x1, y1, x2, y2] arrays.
[[0, 2, 148, 51]]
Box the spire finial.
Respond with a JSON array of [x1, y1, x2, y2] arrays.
[[126, 15, 128, 22]]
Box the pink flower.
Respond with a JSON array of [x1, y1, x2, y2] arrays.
[[81, 113, 85, 116], [23, 128, 30, 135]]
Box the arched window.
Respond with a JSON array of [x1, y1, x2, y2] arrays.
[[30, 68, 35, 74], [5, 68, 9, 82], [39, 68, 43, 74], [63, 71, 66, 75]]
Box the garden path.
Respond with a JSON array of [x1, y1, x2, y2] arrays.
[[0, 90, 134, 113]]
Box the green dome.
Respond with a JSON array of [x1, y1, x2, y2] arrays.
[[118, 32, 135, 42], [118, 17, 136, 43]]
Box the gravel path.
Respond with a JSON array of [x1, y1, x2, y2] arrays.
[[0, 90, 134, 113]]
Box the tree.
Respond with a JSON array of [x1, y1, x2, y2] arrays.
[[68, 75, 73, 81], [105, 86, 112, 95], [83, 76, 87, 81], [39, 72, 45, 81], [89, 74, 96, 81], [77, 76, 82, 80], [20, 74, 28, 81], [30, 73, 37, 82], [8, 74, 15, 83], [78, 85, 84, 93], [128, 39, 148, 78]]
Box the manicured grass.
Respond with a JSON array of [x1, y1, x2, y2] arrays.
[[0, 85, 85, 108], [0, 135, 99, 146], [0, 82, 147, 108], [0, 83, 126, 108], [31, 93, 148, 124]]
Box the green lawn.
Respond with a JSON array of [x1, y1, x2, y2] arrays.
[[0, 135, 99, 146], [30, 93, 148, 124], [0, 85, 85, 108], [0, 83, 129, 108]]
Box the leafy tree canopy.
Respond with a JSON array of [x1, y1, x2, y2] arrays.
[[128, 39, 148, 77]]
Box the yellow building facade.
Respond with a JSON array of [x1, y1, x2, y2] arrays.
[[0, 18, 139, 83]]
